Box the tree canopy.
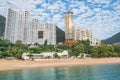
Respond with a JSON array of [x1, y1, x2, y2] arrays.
[[0, 39, 120, 59]]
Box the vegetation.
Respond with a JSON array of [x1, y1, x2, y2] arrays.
[[57, 40, 120, 58], [0, 39, 120, 59], [0, 39, 27, 59], [0, 15, 120, 59], [0, 39, 59, 59]]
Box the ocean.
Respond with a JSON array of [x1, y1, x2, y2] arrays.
[[0, 63, 120, 80]]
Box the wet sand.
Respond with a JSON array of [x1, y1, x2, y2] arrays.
[[0, 58, 120, 71]]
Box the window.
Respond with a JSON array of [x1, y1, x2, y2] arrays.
[[38, 31, 43, 38]]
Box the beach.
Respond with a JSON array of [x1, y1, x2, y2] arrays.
[[0, 58, 120, 71]]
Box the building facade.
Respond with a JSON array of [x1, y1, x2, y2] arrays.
[[74, 28, 92, 41], [5, 8, 29, 43], [27, 18, 56, 45], [5, 8, 56, 45], [91, 38, 101, 46], [74, 28, 100, 46], [65, 12, 74, 41], [65, 12, 101, 46]]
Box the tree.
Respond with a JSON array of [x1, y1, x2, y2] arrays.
[[15, 40, 22, 45], [53, 53, 59, 59], [83, 40, 91, 54], [0, 39, 13, 47], [1, 51, 10, 57], [113, 45, 120, 53], [68, 49, 74, 57], [34, 42, 40, 47], [91, 52, 98, 58], [28, 48, 40, 53], [99, 52, 109, 57], [90, 47, 99, 57], [74, 43, 84, 55], [44, 39, 47, 46]]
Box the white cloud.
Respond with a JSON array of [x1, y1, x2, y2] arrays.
[[87, 0, 93, 3], [0, 7, 7, 16], [57, 20, 65, 30], [52, 14, 62, 24], [93, 8, 101, 13], [72, 8, 80, 15], [47, 4, 59, 10], [73, 1, 120, 40], [41, 2, 49, 9]]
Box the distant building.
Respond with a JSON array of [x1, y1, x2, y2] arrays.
[[74, 28, 101, 46], [65, 12, 101, 46], [22, 50, 68, 60], [65, 12, 76, 45], [65, 12, 74, 41], [5, 8, 29, 43], [91, 38, 101, 46], [4, 8, 56, 45], [74, 28, 92, 41], [27, 18, 56, 45]]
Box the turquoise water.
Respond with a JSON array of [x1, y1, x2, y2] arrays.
[[0, 64, 120, 80]]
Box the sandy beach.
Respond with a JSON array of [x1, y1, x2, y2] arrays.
[[0, 58, 120, 71]]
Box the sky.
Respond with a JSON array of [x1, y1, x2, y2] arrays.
[[0, 0, 120, 40]]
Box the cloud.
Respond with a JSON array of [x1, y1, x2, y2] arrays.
[[0, 7, 7, 16], [52, 14, 62, 24], [47, 4, 59, 10]]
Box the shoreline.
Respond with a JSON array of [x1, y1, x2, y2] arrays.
[[0, 58, 120, 71]]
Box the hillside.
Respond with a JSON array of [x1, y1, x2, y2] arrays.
[[0, 15, 6, 37], [56, 26, 65, 43], [102, 32, 120, 44]]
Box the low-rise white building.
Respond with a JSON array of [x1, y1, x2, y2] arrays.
[[91, 38, 101, 46], [57, 50, 68, 59], [22, 53, 30, 60], [22, 50, 69, 60]]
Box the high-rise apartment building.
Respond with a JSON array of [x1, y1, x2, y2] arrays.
[[65, 12, 74, 41], [65, 12, 101, 46], [5, 8, 56, 45], [74, 28, 92, 41], [20, 11, 29, 43], [74, 28, 101, 46], [5, 8, 28, 43], [27, 18, 56, 45]]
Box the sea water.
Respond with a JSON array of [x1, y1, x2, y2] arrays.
[[0, 64, 120, 80]]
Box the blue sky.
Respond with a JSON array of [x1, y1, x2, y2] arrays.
[[0, 0, 120, 40]]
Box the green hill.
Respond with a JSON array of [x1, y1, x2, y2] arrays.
[[0, 15, 6, 37], [102, 32, 120, 44]]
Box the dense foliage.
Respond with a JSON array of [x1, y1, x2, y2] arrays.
[[0, 39, 28, 59], [57, 40, 120, 58], [0, 39, 58, 59], [0, 39, 120, 59]]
